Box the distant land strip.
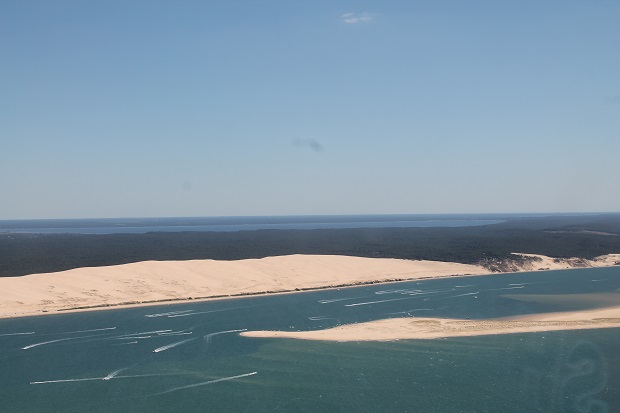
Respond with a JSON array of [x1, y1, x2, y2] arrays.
[[2, 214, 620, 278]]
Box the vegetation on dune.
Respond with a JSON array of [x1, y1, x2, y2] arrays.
[[0, 214, 619, 277]]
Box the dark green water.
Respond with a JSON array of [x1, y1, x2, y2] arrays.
[[1, 267, 619, 412]]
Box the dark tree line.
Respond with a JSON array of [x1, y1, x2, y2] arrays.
[[1, 214, 619, 277]]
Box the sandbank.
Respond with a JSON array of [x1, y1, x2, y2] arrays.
[[240, 305, 620, 342]]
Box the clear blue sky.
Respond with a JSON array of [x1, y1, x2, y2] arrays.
[[1, 1, 619, 219]]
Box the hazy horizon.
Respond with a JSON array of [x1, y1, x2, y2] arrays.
[[1, 211, 617, 223]]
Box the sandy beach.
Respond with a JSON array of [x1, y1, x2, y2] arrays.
[[0, 253, 618, 320], [240, 305, 620, 341]]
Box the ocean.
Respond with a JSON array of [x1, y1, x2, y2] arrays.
[[0, 214, 512, 234], [1, 266, 618, 412]]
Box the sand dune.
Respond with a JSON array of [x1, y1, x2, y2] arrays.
[[1, 253, 617, 319], [240, 305, 620, 341], [0, 255, 488, 318], [494, 253, 620, 272]]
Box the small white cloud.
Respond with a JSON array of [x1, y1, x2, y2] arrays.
[[341, 12, 374, 24]]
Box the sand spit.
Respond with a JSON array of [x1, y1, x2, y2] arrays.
[[0, 255, 488, 318], [0, 253, 618, 319], [240, 306, 620, 342]]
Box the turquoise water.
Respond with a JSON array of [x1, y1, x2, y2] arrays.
[[1, 267, 618, 412]]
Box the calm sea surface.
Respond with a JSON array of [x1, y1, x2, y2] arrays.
[[1, 267, 618, 412], [0, 214, 511, 234]]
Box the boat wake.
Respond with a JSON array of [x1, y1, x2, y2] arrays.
[[30, 377, 105, 385], [152, 338, 195, 353], [152, 372, 258, 396], [318, 296, 368, 304], [203, 329, 247, 344], [56, 327, 117, 335], [103, 368, 128, 381], [22, 334, 107, 350], [166, 307, 245, 318], [0, 331, 35, 337], [145, 310, 193, 318]]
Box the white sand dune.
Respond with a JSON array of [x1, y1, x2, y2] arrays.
[[1, 253, 618, 319], [241, 305, 620, 342], [0, 255, 488, 318]]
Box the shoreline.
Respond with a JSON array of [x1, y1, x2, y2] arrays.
[[0, 276, 463, 319], [0, 253, 618, 320], [0, 255, 489, 319], [240, 305, 620, 341]]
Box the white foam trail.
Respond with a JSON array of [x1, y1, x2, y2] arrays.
[[145, 310, 194, 318], [447, 292, 480, 298], [454, 285, 475, 288], [203, 329, 247, 344], [31, 377, 104, 384], [113, 341, 138, 345], [115, 330, 172, 338], [22, 334, 104, 350], [0, 331, 35, 337], [115, 336, 152, 340], [482, 286, 524, 292], [388, 308, 433, 315], [157, 332, 193, 337], [153, 372, 258, 395], [115, 373, 189, 379], [103, 368, 128, 381], [374, 289, 411, 295], [308, 316, 334, 321], [376, 288, 455, 297], [407, 289, 454, 296], [344, 297, 414, 307], [592, 279, 608, 282], [375, 288, 428, 295], [375, 288, 453, 296], [152, 338, 195, 353], [31, 371, 192, 384], [57, 327, 117, 335], [167, 307, 242, 318], [318, 296, 368, 304]]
